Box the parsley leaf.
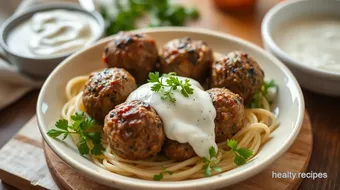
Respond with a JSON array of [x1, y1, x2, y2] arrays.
[[71, 112, 84, 121], [237, 148, 253, 160], [234, 155, 246, 166], [47, 129, 65, 138], [148, 72, 194, 104], [78, 138, 90, 156], [226, 139, 253, 166], [91, 143, 105, 156], [55, 119, 68, 130], [83, 117, 96, 131], [202, 146, 221, 177], [153, 167, 173, 181], [204, 164, 211, 177], [226, 139, 237, 151], [249, 80, 277, 108], [47, 112, 104, 156], [151, 83, 162, 92], [153, 173, 163, 181], [213, 166, 222, 173], [147, 72, 161, 83], [209, 146, 217, 158]]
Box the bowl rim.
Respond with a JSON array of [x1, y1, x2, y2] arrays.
[[37, 27, 305, 189], [0, 2, 105, 61], [261, 0, 340, 79]]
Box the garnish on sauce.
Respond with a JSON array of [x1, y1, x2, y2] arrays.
[[153, 167, 173, 181], [148, 72, 194, 103], [227, 139, 253, 166], [47, 112, 104, 156], [202, 146, 222, 177], [249, 80, 277, 108]]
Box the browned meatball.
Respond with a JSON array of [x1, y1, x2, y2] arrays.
[[207, 88, 246, 143], [82, 68, 137, 122], [210, 51, 264, 104], [163, 139, 196, 161], [160, 37, 214, 83], [102, 32, 158, 84], [104, 100, 165, 160]]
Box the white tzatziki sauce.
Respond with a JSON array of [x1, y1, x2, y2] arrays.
[[7, 9, 99, 57], [127, 76, 217, 158], [274, 17, 340, 72]]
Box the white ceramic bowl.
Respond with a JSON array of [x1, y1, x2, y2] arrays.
[[37, 27, 304, 190], [262, 0, 340, 96], [0, 3, 104, 78]]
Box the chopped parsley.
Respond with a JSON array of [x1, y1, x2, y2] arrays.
[[202, 146, 222, 177], [153, 167, 173, 181], [148, 72, 194, 104], [227, 139, 253, 166], [47, 112, 104, 156], [100, 0, 200, 36], [249, 80, 277, 108]]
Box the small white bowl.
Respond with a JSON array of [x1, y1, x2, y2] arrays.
[[37, 27, 304, 190], [262, 0, 340, 96], [0, 3, 104, 78]]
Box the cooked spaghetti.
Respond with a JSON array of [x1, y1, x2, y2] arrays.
[[61, 74, 278, 181]]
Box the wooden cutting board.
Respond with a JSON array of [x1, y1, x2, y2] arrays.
[[0, 113, 312, 190]]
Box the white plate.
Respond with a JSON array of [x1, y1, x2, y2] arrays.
[[37, 27, 305, 190]]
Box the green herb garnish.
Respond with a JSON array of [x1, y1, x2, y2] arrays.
[[202, 146, 222, 177], [47, 112, 104, 156], [101, 0, 200, 36], [249, 80, 277, 108], [153, 167, 173, 181], [148, 72, 194, 104], [227, 139, 253, 166]]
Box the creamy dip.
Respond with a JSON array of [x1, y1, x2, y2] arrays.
[[7, 9, 100, 57], [127, 76, 217, 158], [274, 17, 340, 72]]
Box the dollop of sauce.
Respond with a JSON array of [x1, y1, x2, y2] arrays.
[[275, 17, 340, 72], [7, 10, 99, 57], [127, 77, 217, 158]]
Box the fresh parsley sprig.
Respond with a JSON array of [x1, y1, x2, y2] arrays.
[[227, 139, 253, 166], [153, 167, 173, 181], [202, 146, 222, 177], [249, 80, 277, 108], [148, 72, 194, 103], [47, 112, 104, 156], [101, 0, 200, 36]]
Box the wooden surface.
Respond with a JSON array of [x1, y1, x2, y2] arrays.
[[0, 0, 340, 190], [0, 111, 312, 190], [0, 117, 58, 190], [44, 113, 312, 190]]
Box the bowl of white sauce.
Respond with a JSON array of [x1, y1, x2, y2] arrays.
[[0, 3, 104, 78], [262, 0, 340, 96]]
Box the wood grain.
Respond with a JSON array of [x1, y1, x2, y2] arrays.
[[0, 117, 58, 190], [1, 0, 340, 189], [0, 90, 39, 148], [43, 113, 312, 190]]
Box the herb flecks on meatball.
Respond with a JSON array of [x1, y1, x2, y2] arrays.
[[82, 68, 137, 122], [207, 88, 246, 143], [210, 51, 264, 104], [160, 37, 214, 83], [103, 32, 158, 84], [104, 100, 165, 160]]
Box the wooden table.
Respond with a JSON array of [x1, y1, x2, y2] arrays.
[[1, 0, 339, 189]]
